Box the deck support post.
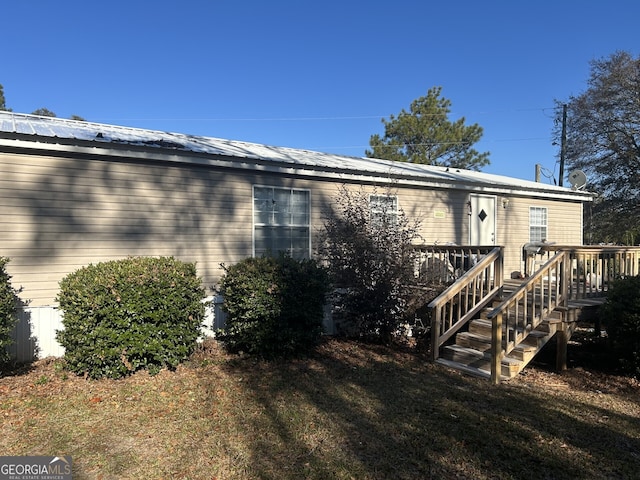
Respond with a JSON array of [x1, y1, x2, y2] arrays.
[[556, 254, 571, 371], [431, 310, 441, 362], [556, 319, 568, 371], [491, 313, 503, 385]]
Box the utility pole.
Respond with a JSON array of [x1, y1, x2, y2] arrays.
[[559, 104, 567, 187]]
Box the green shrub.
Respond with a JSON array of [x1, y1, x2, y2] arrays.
[[55, 257, 206, 379], [216, 255, 330, 358], [0, 257, 20, 364], [601, 275, 640, 376]]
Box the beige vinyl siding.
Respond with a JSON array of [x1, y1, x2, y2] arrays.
[[304, 182, 471, 249], [412, 190, 471, 245], [495, 196, 583, 275], [0, 152, 255, 306], [1, 150, 587, 306]]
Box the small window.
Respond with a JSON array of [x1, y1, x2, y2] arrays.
[[370, 194, 398, 226], [529, 207, 548, 242], [253, 186, 310, 259]]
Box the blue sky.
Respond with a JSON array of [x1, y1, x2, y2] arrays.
[[2, 1, 638, 182]]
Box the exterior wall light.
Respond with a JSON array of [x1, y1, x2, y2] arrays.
[[502, 198, 510, 209]]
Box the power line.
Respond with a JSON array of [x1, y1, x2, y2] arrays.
[[314, 136, 552, 151], [98, 106, 558, 155], [101, 106, 556, 124], [103, 115, 384, 122]]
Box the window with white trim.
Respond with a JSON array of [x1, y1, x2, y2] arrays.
[[253, 186, 310, 259], [370, 194, 398, 227], [529, 207, 548, 242]]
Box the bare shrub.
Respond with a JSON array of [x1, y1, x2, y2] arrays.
[[318, 185, 427, 343]]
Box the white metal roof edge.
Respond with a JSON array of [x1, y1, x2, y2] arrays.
[[0, 136, 590, 202], [0, 111, 593, 201]]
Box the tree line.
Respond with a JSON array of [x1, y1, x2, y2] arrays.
[[0, 84, 84, 120]]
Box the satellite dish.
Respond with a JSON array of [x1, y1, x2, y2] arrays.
[[568, 169, 587, 190]]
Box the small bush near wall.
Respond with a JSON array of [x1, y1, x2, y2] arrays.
[[216, 255, 330, 358], [0, 257, 20, 365], [601, 275, 640, 376], [56, 257, 206, 379]]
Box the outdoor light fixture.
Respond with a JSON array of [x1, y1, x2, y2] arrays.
[[502, 198, 510, 209]]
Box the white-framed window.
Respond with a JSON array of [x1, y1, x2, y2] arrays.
[[370, 194, 398, 226], [253, 186, 310, 259], [529, 206, 548, 242]]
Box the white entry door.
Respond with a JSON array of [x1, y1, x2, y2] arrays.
[[469, 194, 496, 245]]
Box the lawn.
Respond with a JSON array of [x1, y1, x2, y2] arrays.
[[1, 337, 639, 479]]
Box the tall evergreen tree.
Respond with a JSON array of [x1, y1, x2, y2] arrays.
[[366, 87, 490, 171]]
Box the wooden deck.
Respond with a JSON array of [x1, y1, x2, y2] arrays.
[[425, 245, 640, 383]]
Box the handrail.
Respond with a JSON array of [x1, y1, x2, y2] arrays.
[[425, 243, 640, 384], [525, 245, 640, 299], [427, 246, 503, 362], [485, 251, 570, 384]]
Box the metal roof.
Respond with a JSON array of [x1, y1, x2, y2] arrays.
[[0, 111, 591, 200]]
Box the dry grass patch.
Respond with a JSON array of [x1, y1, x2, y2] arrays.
[[1, 338, 639, 479]]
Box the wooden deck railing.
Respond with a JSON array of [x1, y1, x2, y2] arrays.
[[526, 245, 640, 299], [485, 245, 640, 384], [422, 244, 640, 384], [411, 244, 498, 284], [486, 251, 570, 384], [424, 246, 504, 362]]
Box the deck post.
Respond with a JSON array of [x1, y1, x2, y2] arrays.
[[495, 247, 504, 299], [556, 313, 568, 371], [491, 312, 503, 385], [431, 309, 441, 362]]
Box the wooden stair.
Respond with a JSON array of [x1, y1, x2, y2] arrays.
[[427, 244, 639, 382], [436, 306, 564, 381]]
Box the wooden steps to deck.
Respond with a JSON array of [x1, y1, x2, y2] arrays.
[[434, 276, 566, 380], [436, 315, 561, 381], [427, 244, 639, 382]]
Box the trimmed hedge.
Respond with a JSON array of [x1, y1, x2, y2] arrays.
[[56, 257, 206, 379], [601, 275, 640, 376], [217, 255, 330, 358], [0, 257, 19, 364]]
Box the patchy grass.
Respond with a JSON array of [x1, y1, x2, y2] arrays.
[[1, 338, 639, 479]]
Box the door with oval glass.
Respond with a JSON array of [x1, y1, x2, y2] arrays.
[[469, 194, 496, 245]]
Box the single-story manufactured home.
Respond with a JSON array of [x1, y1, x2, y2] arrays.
[[0, 111, 592, 360]]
